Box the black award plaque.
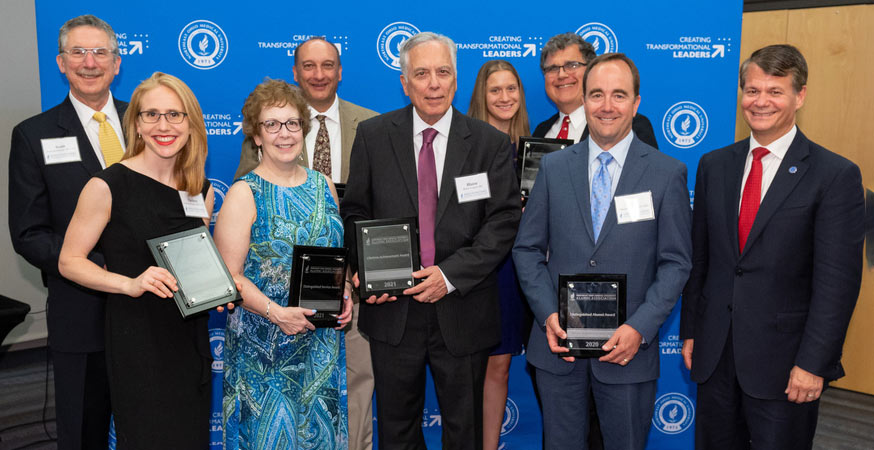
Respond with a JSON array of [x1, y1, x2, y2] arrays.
[[355, 217, 421, 298], [558, 274, 627, 358], [289, 245, 347, 328], [147, 226, 241, 318], [517, 136, 574, 199]]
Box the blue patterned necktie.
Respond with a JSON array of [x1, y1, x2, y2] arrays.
[[591, 152, 614, 241]]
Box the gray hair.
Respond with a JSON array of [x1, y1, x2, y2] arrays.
[[58, 14, 119, 56], [540, 32, 596, 71], [399, 32, 457, 77]]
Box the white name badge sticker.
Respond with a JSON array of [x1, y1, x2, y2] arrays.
[[40, 137, 81, 165], [615, 191, 655, 224], [179, 191, 209, 218], [455, 172, 491, 203]]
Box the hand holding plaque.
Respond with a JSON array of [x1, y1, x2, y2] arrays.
[[558, 274, 627, 358], [355, 217, 421, 298]]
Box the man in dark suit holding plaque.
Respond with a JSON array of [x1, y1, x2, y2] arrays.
[[341, 32, 521, 449], [513, 53, 691, 449], [532, 32, 659, 149], [681, 44, 864, 449], [8, 14, 123, 450]]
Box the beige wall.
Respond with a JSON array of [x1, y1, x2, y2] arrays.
[[738, 5, 874, 395]]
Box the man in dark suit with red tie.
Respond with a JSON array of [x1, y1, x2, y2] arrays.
[[681, 44, 865, 449], [532, 32, 659, 149], [8, 15, 124, 450], [341, 31, 521, 449]]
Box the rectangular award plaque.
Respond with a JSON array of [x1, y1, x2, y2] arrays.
[[517, 136, 574, 199], [146, 226, 241, 318], [355, 217, 421, 298], [289, 245, 347, 328], [558, 274, 627, 358]]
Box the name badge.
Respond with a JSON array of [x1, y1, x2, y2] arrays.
[[455, 172, 491, 203], [179, 191, 209, 218], [615, 191, 655, 224], [40, 137, 81, 165]]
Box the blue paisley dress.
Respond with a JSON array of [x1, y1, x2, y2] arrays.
[[223, 169, 348, 449]]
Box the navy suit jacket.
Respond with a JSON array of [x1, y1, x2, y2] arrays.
[[680, 130, 864, 399], [341, 105, 522, 356], [533, 112, 660, 149], [514, 136, 691, 383], [9, 95, 127, 352]]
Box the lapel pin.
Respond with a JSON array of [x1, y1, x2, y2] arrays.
[[789, 166, 797, 174]]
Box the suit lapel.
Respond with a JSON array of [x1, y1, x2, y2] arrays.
[[594, 138, 650, 250], [338, 99, 357, 182], [389, 106, 419, 209], [740, 132, 810, 257], [436, 109, 471, 224], [725, 139, 749, 259], [57, 97, 103, 175], [568, 141, 595, 244]]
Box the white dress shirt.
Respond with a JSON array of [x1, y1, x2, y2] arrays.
[[69, 92, 126, 168], [546, 105, 587, 144], [304, 95, 343, 183], [411, 106, 455, 292], [738, 125, 797, 213]]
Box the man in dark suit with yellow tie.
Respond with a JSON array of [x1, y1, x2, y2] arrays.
[[8, 14, 125, 450], [681, 44, 865, 449]]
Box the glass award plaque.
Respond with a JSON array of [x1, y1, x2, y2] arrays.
[[517, 136, 574, 199], [146, 226, 241, 318], [558, 274, 627, 358], [355, 217, 421, 297], [289, 245, 347, 328]]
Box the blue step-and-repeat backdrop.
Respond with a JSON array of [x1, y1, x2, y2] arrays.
[[35, 1, 743, 448]]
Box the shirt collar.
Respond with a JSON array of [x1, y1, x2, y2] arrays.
[[413, 106, 453, 139], [308, 94, 340, 123], [69, 91, 117, 123], [749, 125, 796, 161], [561, 104, 586, 130], [588, 130, 634, 169]]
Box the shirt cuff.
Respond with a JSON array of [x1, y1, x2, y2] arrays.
[[438, 267, 456, 294]]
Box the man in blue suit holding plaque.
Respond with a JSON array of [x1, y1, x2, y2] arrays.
[[513, 53, 691, 449]]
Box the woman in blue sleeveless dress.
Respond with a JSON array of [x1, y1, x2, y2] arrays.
[[214, 79, 351, 449]]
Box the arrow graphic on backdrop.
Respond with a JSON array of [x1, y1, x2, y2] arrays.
[[233, 122, 242, 135], [130, 41, 143, 54], [711, 44, 724, 58], [523, 44, 536, 57]]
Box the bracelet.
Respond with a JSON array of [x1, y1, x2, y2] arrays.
[[265, 300, 271, 319], [344, 280, 354, 286]]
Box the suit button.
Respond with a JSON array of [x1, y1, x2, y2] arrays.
[[589, 260, 597, 267], [735, 268, 743, 276], [727, 304, 733, 311]]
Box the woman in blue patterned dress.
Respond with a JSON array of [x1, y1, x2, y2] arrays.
[[214, 79, 352, 449]]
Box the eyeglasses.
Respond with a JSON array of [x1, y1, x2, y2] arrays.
[[138, 111, 189, 124], [542, 61, 587, 75], [61, 47, 115, 61], [260, 119, 303, 134]]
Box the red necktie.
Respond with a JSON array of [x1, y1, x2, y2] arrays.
[[418, 128, 439, 267], [738, 147, 770, 253], [556, 115, 570, 140]]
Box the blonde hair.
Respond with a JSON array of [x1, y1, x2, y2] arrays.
[[123, 72, 206, 195], [467, 60, 530, 145]]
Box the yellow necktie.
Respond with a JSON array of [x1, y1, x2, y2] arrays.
[[92, 111, 124, 166]]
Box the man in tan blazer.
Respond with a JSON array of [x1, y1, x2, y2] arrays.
[[234, 37, 378, 450]]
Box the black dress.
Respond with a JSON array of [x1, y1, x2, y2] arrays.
[[95, 164, 211, 449]]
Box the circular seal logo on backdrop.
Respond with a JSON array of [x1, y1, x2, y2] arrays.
[[179, 20, 228, 70], [209, 328, 225, 372], [575, 22, 618, 55], [663, 101, 709, 149], [208, 178, 230, 227], [500, 397, 520, 436], [652, 392, 695, 434], [377, 22, 420, 71]]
